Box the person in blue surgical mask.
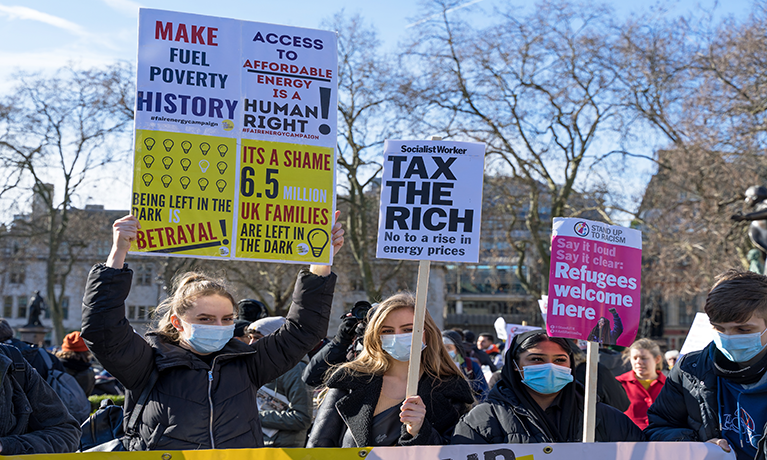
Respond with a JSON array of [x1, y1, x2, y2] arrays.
[[307, 292, 473, 447], [452, 330, 643, 444], [647, 269, 767, 460], [80, 214, 344, 451]]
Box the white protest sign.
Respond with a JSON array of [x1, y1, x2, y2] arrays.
[[376, 140, 486, 263], [502, 324, 543, 356], [680, 312, 715, 356]]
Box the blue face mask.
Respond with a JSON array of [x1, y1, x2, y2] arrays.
[[181, 320, 234, 354], [713, 328, 767, 363], [517, 362, 574, 395], [381, 332, 425, 361]]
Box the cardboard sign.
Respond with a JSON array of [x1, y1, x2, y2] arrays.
[[680, 312, 715, 356], [131, 9, 337, 264], [546, 218, 642, 347], [376, 140, 486, 263]]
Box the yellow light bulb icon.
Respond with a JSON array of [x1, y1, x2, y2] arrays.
[[161, 175, 172, 188], [216, 179, 227, 192], [180, 176, 191, 190], [163, 139, 174, 152], [216, 162, 227, 174], [144, 138, 155, 151], [198, 178, 209, 191], [162, 156, 173, 170], [306, 228, 329, 257], [142, 155, 155, 168], [217, 144, 228, 157], [200, 142, 210, 155], [141, 173, 153, 187], [199, 160, 210, 173], [180, 158, 191, 171], [181, 140, 192, 154]]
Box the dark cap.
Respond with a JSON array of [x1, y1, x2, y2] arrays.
[[237, 299, 268, 322]]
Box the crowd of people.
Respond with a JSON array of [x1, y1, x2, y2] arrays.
[[1, 215, 767, 460]]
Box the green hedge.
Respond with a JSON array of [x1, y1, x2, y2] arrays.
[[88, 394, 125, 414]]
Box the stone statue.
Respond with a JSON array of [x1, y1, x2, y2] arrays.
[[732, 185, 767, 274], [25, 291, 46, 327]]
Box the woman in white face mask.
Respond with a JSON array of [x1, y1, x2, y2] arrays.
[[452, 330, 644, 444], [80, 214, 344, 451], [308, 293, 474, 447]]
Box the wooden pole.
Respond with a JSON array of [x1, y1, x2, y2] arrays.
[[405, 135, 441, 399], [406, 259, 431, 397], [582, 341, 599, 442]]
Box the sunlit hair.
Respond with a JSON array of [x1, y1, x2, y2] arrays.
[[625, 338, 662, 371], [337, 292, 463, 380], [56, 350, 91, 362], [149, 272, 235, 343]]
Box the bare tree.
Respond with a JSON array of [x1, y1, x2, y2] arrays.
[[0, 63, 134, 340], [325, 12, 409, 301], [401, 0, 619, 297]]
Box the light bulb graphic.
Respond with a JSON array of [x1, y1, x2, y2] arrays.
[[181, 140, 192, 154], [180, 158, 191, 171], [199, 160, 210, 173], [200, 142, 210, 155], [306, 228, 329, 257], [217, 144, 228, 157], [161, 175, 172, 188], [142, 155, 155, 168], [141, 173, 153, 187], [216, 162, 228, 174], [216, 179, 227, 192], [180, 176, 191, 189], [162, 156, 173, 170], [198, 178, 209, 191], [163, 139, 174, 152], [144, 137, 155, 151]]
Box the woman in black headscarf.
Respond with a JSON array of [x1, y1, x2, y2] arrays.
[[451, 330, 643, 444]]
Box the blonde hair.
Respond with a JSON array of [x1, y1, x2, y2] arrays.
[[338, 292, 463, 380], [149, 272, 235, 343], [626, 338, 663, 371]]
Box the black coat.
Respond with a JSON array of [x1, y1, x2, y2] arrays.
[[81, 264, 336, 451], [452, 330, 643, 445], [0, 344, 81, 454], [307, 369, 474, 447]]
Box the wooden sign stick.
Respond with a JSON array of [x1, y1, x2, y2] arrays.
[[405, 135, 441, 399], [582, 341, 599, 442]]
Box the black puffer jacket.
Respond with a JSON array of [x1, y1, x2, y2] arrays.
[[81, 264, 336, 451], [0, 344, 81, 454], [452, 330, 643, 444], [307, 369, 474, 447]]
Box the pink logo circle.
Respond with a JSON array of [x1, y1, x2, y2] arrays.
[[573, 222, 590, 237]]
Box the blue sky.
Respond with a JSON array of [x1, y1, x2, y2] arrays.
[[0, 0, 755, 214]]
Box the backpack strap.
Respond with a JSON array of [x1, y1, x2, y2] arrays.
[[124, 369, 160, 439], [1, 344, 27, 390]]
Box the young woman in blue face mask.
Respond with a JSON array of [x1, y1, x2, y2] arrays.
[[452, 330, 643, 444], [307, 293, 474, 447], [80, 214, 344, 451]]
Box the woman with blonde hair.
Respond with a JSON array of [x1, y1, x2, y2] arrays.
[[307, 292, 474, 447], [81, 214, 344, 451], [616, 338, 666, 429]]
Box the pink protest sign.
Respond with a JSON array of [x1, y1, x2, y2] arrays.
[[546, 218, 642, 347]]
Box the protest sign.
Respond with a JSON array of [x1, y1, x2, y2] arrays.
[[376, 139, 486, 263], [680, 312, 715, 356], [131, 9, 337, 264], [502, 323, 543, 356], [546, 218, 642, 347]]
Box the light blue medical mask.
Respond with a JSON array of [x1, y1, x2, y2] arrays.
[[381, 332, 425, 361], [181, 320, 234, 354], [713, 328, 767, 363], [517, 362, 574, 395]]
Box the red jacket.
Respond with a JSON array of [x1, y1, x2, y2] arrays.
[[616, 370, 666, 430]]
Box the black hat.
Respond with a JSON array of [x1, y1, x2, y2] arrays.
[[233, 320, 250, 338], [237, 299, 268, 322]]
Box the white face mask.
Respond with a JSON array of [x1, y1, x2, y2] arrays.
[[381, 332, 426, 361]]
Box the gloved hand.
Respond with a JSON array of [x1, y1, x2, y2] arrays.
[[334, 315, 359, 345]]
